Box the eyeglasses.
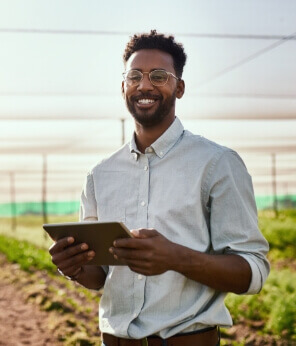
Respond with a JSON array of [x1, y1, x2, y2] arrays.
[[122, 69, 180, 87]]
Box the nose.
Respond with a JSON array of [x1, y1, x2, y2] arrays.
[[137, 73, 154, 92]]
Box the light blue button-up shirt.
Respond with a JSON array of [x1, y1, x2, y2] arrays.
[[80, 117, 270, 339]]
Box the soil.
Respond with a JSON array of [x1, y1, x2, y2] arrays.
[[0, 253, 101, 345], [0, 280, 60, 346], [0, 253, 294, 346]]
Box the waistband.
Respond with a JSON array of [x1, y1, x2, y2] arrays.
[[102, 326, 220, 346]]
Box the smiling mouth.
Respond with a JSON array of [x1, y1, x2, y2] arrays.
[[137, 98, 157, 105]]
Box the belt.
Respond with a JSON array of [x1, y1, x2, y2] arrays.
[[102, 326, 219, 346]]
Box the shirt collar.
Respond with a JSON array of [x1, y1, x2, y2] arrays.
[[129, 117, 184, 159]]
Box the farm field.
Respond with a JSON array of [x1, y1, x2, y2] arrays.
[[0, 210, 295, 345]]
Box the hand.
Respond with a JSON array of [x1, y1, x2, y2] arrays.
[[49, 237, 95, 278], [110, 229, 253, 294], [109, 228, 176, 276]]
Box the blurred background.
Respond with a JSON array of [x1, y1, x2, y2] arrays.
[[0, 0, 295, 220], [0, 2, 295, 344]]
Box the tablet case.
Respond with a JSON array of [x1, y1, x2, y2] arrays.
[[43, 221, 132, 265]]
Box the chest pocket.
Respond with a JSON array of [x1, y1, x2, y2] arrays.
[[93, 171, 139, 225]]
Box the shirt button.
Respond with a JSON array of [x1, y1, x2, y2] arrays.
[[144, 165, 148, 171], [133, 313, 137, 318], [160, 151, 163, 156], [138, 274, 143, 280], [141, 201, 146, 207], [147, 147, 153, 153]]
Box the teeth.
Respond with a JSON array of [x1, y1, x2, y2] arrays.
[[138, 99, 155, 104]]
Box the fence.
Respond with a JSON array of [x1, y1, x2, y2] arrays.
[[1, 195, 296, 218]]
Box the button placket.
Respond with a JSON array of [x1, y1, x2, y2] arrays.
[[129, 154, 149, 327], [137, 155, 150, 212], [131, 272, 146, 324]]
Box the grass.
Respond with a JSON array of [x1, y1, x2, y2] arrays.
[[225, 269, 296, 339], [0, 234, 56, 273], [259, 209, 296, 260], [0, 210, 295, 343]]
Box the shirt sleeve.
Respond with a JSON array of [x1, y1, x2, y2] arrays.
[[206, 150, 270, 294], [79, 172, 109, 276], [79, 172, 98, 222]]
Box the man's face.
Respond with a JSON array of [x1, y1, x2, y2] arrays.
[[122, 49, 184, 128]]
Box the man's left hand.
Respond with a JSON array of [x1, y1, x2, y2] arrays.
[[109, 228, 175, 276]]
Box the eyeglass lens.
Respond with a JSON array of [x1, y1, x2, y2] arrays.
[[125, 70, 169, 86]]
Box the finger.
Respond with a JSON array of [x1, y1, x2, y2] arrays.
[[110, 247, 154, 266], [113, 237, 145, 249], [58, 250, 95, 271], [113, 236, 156, 250], [127, 263, 153, 276], [51, 242, 89, 264], [49, 237, 74, 255], [59, 265, 82, 278], [109, 247, 140, 260], [129, 266, 148, 275], [131, 228, 159, 238]]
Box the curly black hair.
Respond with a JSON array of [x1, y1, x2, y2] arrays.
[[123, 30, 187, 77]]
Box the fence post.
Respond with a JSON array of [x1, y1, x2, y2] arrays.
[[42, 154, 48, 225], [10, 172, 17, 231], [271, 153, 278, 217]]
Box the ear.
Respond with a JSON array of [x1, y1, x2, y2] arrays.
[[121, 81, 125, 98], [176, 79, 185, 99]]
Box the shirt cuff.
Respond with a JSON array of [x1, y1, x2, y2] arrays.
[[236, 253, 263, 295]]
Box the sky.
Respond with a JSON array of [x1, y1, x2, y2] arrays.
[[0, 0, 295, 203]]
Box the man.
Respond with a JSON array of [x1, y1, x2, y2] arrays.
[[49, 30, 270, 346]]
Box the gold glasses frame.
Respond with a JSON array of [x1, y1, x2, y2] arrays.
[[122, 69, 180, 87]]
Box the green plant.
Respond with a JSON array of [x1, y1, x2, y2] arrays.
[[266, 293, 296, 337], [225, 269, 296, 339], [259, 210, 296, 260], [0, 234, 56, 273]]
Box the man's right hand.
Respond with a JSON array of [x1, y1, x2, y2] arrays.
[[49, 237, 95, 279]]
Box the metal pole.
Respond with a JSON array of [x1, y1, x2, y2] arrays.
[[42, 154, 48, 224], [10, 172, 17, 231], [121, 118, 125, 145], [271, 153, 278, 217]]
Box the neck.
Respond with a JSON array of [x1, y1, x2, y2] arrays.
[[134, 115, 175, 153]]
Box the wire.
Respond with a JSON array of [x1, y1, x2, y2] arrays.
[[1, 28, 296, 40], [0, 115, 123, 120], [194, 31, 296, 89], [188, 93, 296, 99], [0, 28, 130, 36], [0, 92, 114, 97]]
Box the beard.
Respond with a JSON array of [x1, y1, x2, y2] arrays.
[[125, 89, 177, 127]]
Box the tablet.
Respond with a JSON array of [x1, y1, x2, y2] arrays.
[[43, 221, 133, 265]]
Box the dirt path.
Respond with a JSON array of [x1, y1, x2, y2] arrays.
[[0, 280, 61, 346], [0, 253, 101, 345]]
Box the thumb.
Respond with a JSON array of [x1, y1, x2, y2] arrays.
[[131, 228, 159, 238]]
